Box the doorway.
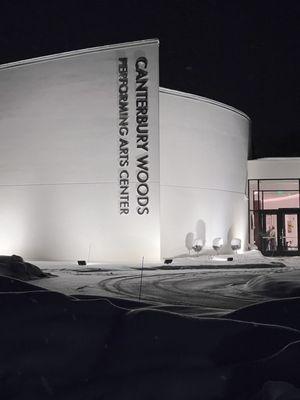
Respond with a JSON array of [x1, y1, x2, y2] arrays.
[[258, 209, 300, 256]]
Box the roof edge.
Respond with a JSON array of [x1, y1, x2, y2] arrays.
[[159, 87, 250, 121], [249, 157, 300, 161], [0, 39, 160, 70]]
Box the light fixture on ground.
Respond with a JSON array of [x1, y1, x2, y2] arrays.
[[231, 238, 242, 254], [212, 238, 224, 255], [192, 239, 203, 256]]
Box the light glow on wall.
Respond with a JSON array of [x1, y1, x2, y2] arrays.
[[0, 42, 250, 261]]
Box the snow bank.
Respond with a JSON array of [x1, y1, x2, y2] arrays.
[[245, 275, 300, 298], [148, 250, 286, 270], [0, 255, 50, 280], [252, 381, 300, 400], [1, 276, 300, 399], [227, 297, 300, 331]]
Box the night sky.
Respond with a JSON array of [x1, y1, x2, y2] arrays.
[[1, 0, 299, 158]]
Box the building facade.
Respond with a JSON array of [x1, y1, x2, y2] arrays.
[[248, 158, 300, 256], [160, 88, 249, 258], [3, 40, 297, 261]]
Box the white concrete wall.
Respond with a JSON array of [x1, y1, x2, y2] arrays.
[[159, 88, 250, 257], [0, 43, 251, 262], [0, 40, 160, 262], [248, 158, 300, 179]]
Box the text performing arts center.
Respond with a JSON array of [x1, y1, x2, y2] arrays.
[[0, 39, 250, 262]]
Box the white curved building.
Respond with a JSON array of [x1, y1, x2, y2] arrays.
[[0, 40, 251, 262], [159, 88, 250, 258]]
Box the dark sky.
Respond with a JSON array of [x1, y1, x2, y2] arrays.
[[1, 0, 299, 158]]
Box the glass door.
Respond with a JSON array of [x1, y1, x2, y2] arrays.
[[258, 211, 278, 255], [258, 209, 300, 256], [278, 209, 300, 255]]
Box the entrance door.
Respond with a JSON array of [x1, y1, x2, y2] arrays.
[[258, 210, 278, 256], [279, 210, 300, 255], [258, 209, 300, 256]]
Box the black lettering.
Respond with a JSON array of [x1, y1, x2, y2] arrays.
[[119, 126, 128, 136], [137, 155, 149, 171], [119, 138, 128, 148], [137, 184, 149, 196], [135, 57, 150, 215], [137, 170, 149, 183], [138, 196, 149, 206], [136, 57, 148, 70], [137, 207, 149, 215]]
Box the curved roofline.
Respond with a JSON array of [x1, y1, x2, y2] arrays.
[[159, 87, 250, 121], [0, 39, 159, 70]]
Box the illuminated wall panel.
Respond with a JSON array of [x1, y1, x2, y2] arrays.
[[0, 40, 160, 262], [0, 42, 250, 262], [159, 88, 250, 257]]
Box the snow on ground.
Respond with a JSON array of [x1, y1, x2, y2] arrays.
[[2, 272, 300, 399], [2, 250, 300, 399], [32, 250, 300, 316]]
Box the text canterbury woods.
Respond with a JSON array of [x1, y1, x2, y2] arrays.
[[118, 57, 150, 215]]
